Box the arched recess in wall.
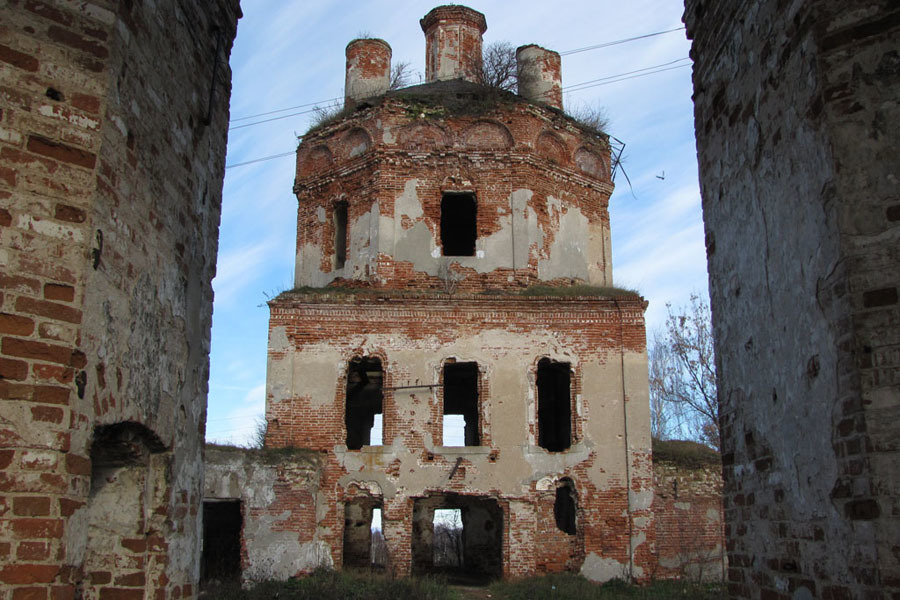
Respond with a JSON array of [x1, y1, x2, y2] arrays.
[[298, 145, 334, 177], [81, 421, 169, 597], [574, 147, 609, 180], [397, 122, 451, 151], [536, 130, 569, 165], [343, 127, 373, 159], [342, 482, 385, 568], [462, 120, 514, 150]]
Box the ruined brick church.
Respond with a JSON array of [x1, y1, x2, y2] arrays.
[[211, 5, 657, 581]]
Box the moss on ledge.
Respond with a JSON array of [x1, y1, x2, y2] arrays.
[[652, 438, 721, 468]]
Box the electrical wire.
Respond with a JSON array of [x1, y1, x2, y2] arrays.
[[225, 57, 691, 169], [563, 58, 691, 92], [227, 26, 686, 125], [559, 26, 685, 56]]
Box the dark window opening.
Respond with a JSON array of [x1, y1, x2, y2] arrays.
[[202, 500, 243, 583], [443, 362, 479, 446], [343, 499, 383, 568], [346, 357, 383, 450], [537, 358, 572, 452], [412, 495, 502, 582], [554, 479, 577, 535], [334, 201, 348, 269], [440, 193, 476, 256]]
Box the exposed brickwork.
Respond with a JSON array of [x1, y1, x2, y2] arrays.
[[249, 4, 656, 584], [652, 457, 725, 581], [686, 0, 900, 596], [0, 1, 240, 598]]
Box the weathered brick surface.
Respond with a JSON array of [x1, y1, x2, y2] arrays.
[[247, 5, 656, 584], [652, 457, 725, 581], [686, 0, 900, 596], [0, 0, 240, 598]]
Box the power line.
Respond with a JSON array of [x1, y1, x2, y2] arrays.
[[227, 26, 686, 125], [226, 150, 295, 169], [559, 26, 685, 56], [225, 57, 691, 170], [563, 57, 691, 92], [231, 97, 341, 122]]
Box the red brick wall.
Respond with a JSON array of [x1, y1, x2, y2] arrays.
[[264, 293, 654, 580], [0, 1, 239, 597]]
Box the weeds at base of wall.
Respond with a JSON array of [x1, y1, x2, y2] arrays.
[[200, 570, 725, 600], [488, 574, 726, 600], [200, 568, 455, 600]]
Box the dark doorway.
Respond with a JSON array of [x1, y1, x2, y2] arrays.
[[412, 494, 502, 582], [346, 357, 384, 450], [343, 498, 383, 568], [440, 193, 477, 256], [537, 358, 572, 451], [202, 500, 243, 583], [443, 362, 479, 446]]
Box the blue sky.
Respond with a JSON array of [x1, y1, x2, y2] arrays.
[[205, 0, 708, 445]]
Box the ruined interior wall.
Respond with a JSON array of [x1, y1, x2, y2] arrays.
[[685, 0, 899, 596], [293, 100, 614, 292], [0, 0, 239, 597], [203, 446, 324, 582], [652, 458, 725, 582], [264, 293, 652, 581]]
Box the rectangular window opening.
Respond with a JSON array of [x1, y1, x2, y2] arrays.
[[443, 362, 479, 446], [433, 508, 463, 568], [537, 358, 572, 452], [346, 357, 383, 450], [334, 201, 348, 269], [440, 193, 477, 256], [554, 480, 577, 535]]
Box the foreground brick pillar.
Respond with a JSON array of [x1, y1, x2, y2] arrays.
[[686, 0, 900, 596], [0, 1, 240, 597]]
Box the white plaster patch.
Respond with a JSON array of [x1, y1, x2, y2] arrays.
[[581, 552, 627, 582], [17, 214, 85, 242]]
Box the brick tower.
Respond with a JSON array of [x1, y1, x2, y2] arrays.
[[264, 5, 654, 580]]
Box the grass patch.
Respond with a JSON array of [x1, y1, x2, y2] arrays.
[[518, 284, 639, 297], [651, 438, 720, 468], [201, 569, 458, 600], [488, 574, 725, 600]]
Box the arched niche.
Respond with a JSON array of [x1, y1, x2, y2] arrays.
[[344, 127, 373, 159], [536, 130, 569, 165], [298, 145, 334, 177], [574, 147, 609, 179], [462, 120, 514, 150], [397, 122, 451, 151]]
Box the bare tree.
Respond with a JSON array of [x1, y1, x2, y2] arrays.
[[480, 41, 518, 92], [390, 61, 414, 90], [433, 510, 463, 567], [649, 294, 719, 449]]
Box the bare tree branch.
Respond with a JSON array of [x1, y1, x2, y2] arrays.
[[649, 294, 719, 449], [480, 41, 518, 92]]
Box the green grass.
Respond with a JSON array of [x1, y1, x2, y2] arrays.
[[488, 574, 726, 600], [518, 284, 639, 297], [202, 569, 459, 600], [651, 438, 720, 468], [201, 572, 725, 600]]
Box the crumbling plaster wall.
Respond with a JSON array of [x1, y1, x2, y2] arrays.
[[685, 0, 899, 597], [264, 293, 653, 580], [0, 0, 240, 597], [293, 99, 613, 292], [203, 447, 326, 582], [652, 457, 725, 582]]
